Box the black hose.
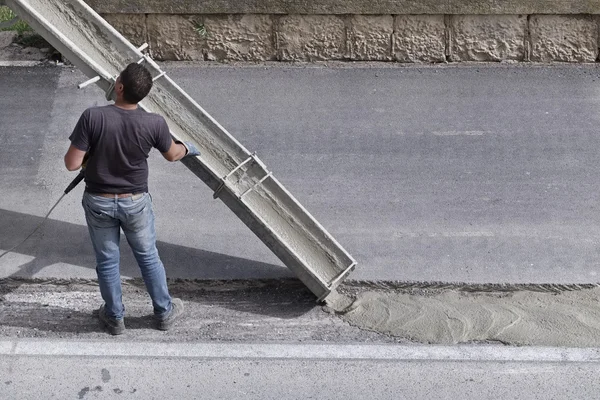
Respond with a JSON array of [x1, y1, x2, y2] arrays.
[[0, 170, 85, 259]]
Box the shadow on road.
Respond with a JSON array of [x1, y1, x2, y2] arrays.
[[0, 208, 291, 279], [0, 208, 317, 334]]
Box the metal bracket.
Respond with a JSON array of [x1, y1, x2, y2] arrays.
[[213, 154, 255, 199], [78, 43, 153, 99], [152, 71, 166, 82], [239, 172, 272, 199], [77, 75, 101, 89], [329, 261, 358, 289], [135, 45, 168, 82], [105, 79, 117, 101], [134, 43, 149, 64], [212, 153, 276, 200]]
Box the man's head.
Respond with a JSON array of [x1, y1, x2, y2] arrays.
[[116, 63, 153, 104]]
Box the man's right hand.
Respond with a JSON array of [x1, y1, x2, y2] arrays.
[[81, 152, 90, 169]]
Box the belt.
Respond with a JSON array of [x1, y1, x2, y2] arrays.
[[90, 192, 145, 200]]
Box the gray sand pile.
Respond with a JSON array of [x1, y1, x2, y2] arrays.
[[331, 287, 600, 347]]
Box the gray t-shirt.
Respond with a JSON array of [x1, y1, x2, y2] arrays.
[[69, 105, 172, 194]]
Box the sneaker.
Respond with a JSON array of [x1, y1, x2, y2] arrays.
[[157, 298, 184, 331], [98, 304, 125, 335]]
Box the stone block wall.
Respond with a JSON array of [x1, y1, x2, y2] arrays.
[[100, 13, 600, 63], [449, 15, 527, 62]]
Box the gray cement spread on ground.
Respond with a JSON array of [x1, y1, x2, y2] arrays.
[[4, 278, 600, 348], [0, 278, 394, 343], [3, 64, 600, 284], [329, 285, 600, 347]]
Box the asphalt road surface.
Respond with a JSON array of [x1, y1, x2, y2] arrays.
[[2, 63, 600, 400], [2, 63, 600, 284], [3, 340, 600, 400]]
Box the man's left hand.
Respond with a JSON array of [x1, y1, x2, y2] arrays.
[[178, 141, 201, 158]]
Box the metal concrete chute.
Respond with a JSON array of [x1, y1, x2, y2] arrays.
[[3, 0, 356, 301]]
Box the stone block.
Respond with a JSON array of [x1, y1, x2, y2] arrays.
[[148, 14, 274, 61], [102, 14, 147, 47], [201, 14, 275, 61], [450, 15, 526, 61], [147, 14, 188, 60], [393, 15, 445, 63], [348, 15, 393, 61], [530, 15, 598, 62], [277, 15, 346, 61]]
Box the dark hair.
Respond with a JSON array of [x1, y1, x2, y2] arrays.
[[119, 63, 153, 104]]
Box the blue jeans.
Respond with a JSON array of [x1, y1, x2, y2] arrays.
[[82, 192, 172, 320]]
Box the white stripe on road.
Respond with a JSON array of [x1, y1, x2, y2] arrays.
[[2, 340, 600, 362]]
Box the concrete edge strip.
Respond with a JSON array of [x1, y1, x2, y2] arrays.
[[0, 61, 42, 67], [84, 0, 600, 15], [3, 276, 599, 294], [0, 60, 597, 70], [2, 340, 600, 362]]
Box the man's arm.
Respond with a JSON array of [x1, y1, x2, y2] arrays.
[[161, 140, 200, 162], [161, 139, 188, 162], [64, 145, 87, 171]]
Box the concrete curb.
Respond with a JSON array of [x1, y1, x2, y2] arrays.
[[83, 0, 600, 15], [1, 59, 599, 69], [0, 60, 43, 67], [3, 340, 600, 362]]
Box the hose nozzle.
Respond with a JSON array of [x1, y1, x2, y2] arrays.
[[64, 169, 85, 194]]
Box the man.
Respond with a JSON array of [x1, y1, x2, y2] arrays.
[[64, 63, 199, 335]]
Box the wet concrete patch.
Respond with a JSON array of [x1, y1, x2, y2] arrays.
[[332, 286, 600, 347], [5, 278, 600, 347]]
